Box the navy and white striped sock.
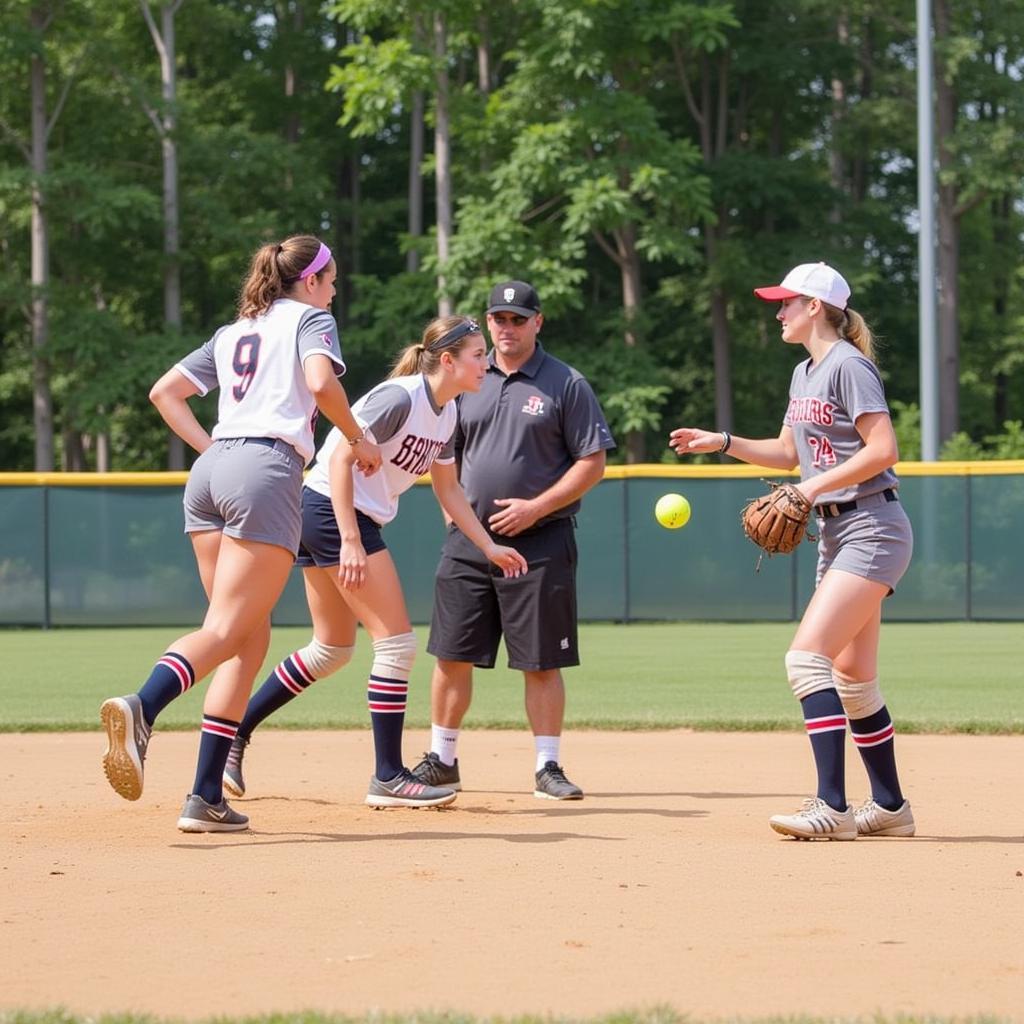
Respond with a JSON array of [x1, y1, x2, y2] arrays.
[[368, 673, 408, 782], [137, 652, 195, 726], [192, 715, 240, 805], [849, 706, 904, 810], [801, 689, 848, 811], [238, 651, 317, 739]]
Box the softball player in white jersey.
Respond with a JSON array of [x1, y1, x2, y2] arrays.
[[670, 262, 914, 841], [100, 234, 381, 833], [220, 316, 528, 808]]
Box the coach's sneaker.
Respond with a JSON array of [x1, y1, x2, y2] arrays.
[[365, 769, 457, 809], [176, 793, 250, 833], [100, 694, 151, 801], [409, 751, 462, 791], [855, 797, 916, 837], [769, 797, 856, 841], [222, 734, 250, 798], [534, 761, 584, 801]]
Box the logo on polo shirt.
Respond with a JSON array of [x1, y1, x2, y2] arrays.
[[522, 395, 545, 416], [319, 332, 333, 348]]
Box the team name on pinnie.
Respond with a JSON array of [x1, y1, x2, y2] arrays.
[[786, 397, 835, 426]]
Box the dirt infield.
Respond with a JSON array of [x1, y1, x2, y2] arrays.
[[1, 729, 1021, 1021]]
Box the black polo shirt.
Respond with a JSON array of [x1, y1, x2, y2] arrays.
[[454, 342, 615, 530]]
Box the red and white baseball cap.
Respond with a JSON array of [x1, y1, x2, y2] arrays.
[[753, 262, 850, 310]]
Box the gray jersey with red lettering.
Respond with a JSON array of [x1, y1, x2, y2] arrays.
[[783, 340, 898, 504]]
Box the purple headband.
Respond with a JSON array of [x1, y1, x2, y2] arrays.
[[294, 242, 332, 281]]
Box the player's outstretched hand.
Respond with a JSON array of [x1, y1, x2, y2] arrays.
[[338, 541, 367, 590], [669, 427, 723, 456], [485, 543, 528, 578], [488, 497, 540, 537], [351, 437, 382, 476]]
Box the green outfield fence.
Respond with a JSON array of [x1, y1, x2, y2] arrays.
[[1, 462, 1023, 627]]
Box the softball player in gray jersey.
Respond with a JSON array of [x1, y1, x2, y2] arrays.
[[100, 234, 381, 833], [670, 262, 914, 842]]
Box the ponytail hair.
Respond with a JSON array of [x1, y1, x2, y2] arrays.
[[388, 314, 482, 379], [823, 302, 876, 363], [237, 234, 329, 319]]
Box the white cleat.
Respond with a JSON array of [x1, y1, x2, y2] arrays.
[[855, 797, 916, 837], [770, 797, 857, 841]]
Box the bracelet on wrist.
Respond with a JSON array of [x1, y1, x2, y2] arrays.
[[718, 430, 732, 454], [346, 431, 365, 446]]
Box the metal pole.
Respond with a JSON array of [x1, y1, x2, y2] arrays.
[[917, 0, 940, 461]]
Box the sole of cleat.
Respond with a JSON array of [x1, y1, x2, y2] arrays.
[[100, 700, 143, 801]]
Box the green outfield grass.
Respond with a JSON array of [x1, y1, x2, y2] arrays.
[[2, 621, 1020, 734]]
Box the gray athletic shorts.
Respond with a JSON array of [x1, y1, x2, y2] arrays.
[[814, 491, 913, 593], [183, 437, 304, 554], [427, 518, 579, 672]]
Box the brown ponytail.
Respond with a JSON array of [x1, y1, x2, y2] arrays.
[[237, 234, 327, 319], [388, 315, 482, 379], [823, 302, 877, 363]]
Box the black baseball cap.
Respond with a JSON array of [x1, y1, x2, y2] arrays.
[[487, 280, 541, 316]]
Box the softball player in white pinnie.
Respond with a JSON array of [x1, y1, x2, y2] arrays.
[[219, 316, 528, 808], [100, 234, 381, 833], [670, 262, 915, 841]]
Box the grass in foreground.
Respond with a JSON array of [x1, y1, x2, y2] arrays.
[[2, 622, 1021, 734]]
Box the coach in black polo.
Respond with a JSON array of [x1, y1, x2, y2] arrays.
[[413, 280, 615, 800]]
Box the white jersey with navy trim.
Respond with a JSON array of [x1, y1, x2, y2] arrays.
[[175, 298, 345, 465], [304, 374, 456, 525], [784, 339, 898, 505]]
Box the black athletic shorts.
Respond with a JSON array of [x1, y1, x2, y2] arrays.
[[295, 487, 387, 567], [426, 518, 578, 671]]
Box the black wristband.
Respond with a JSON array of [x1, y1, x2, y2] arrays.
[[718, 430, 732, 454]]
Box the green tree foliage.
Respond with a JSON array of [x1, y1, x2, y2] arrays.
[[0, 0, 1021, 469]]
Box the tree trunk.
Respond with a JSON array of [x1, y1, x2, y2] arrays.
[[615, 224, 645, 463], [280, 1, 302, 148], [851, 14, 873, 204], [142, 0, 185, 468], [705, 223, 733, 435], [62, 429, 86, 471], [934, 0, 959, 442], [407, 88, 424, 273], [349, 152, 361, 277], [433, 12, 452, 316], [29, 4, 54, 471], [96, 430, 110, 472], [829, 12, 848, 223], [477, 15, 492, 93], [991, 193, 1010, 426]]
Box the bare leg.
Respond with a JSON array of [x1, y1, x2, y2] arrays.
[[524, 669, 565, 737], [431, 659, 474, 728]]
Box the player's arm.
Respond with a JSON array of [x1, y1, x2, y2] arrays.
[[149, 368, 213, 455], [327, 439, 367, 590], [431, 462, 527, 577], [304, 353, 381, 475], [488, 450, 606, 538], [669, 426, 799, 470], [794, 411, 898, 503]]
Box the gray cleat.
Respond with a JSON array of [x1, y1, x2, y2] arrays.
[[176, 793, 250, 833], [222, 734, 250, 798], [100, 694, 151, 801], [534, 761, 584, 800], [365, 768, 457, 808], [409, 751, 462, 791]]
